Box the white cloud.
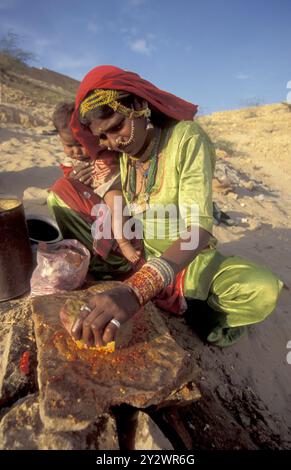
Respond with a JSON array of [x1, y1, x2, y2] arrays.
[[32, 37, 55, 55], [146, 32, 155, 40], [54, 55, 94, 70], [87, 21, 101, 34], [120, 26, 139, 38], [128, 0, 145, 5], [235, 72, 251, 80], [105, 20, 119, 31], [50, 54, 98, 80], [129, 38, 153, 55]]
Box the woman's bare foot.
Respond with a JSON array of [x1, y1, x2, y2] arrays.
[[118, 240, 141, 264]]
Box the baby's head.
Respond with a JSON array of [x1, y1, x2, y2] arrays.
[[52, 102, 88, 159]]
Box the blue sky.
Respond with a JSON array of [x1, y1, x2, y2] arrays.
[[0, 0, 290, 113]]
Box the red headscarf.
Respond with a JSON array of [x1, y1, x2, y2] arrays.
[[71, 65, 198, 159]]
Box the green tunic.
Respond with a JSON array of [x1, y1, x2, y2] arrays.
[[120, 121, 283, 327], [120, 121, 224, 299]]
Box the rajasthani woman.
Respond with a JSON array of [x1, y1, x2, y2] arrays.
[[59, 65, 283, 347]]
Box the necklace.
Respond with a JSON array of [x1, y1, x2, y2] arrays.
[[126, 128, 161, 206]]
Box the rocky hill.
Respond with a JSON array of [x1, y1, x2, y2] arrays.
[[0, 53, 79, 127]]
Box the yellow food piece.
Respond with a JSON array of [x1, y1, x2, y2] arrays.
[[0, 198, 21, 212], [75, 339, 115, 353], [64, 299, 88, 318], [63, 299, 116, 354]]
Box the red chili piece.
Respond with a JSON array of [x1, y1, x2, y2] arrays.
[[19, 351, 31, 375]]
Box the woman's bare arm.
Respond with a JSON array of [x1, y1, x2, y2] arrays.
[[161, 226, 211, 276]]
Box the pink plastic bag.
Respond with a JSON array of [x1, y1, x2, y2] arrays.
[[30, 239, 90, 296]]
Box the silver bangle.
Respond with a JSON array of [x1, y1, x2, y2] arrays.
[[145, 258, 174, 287], [148, 258, 174, 285]]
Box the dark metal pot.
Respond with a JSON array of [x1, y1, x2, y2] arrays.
[[0, 198, 33, 301]]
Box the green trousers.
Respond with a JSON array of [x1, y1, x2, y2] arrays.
[[206, 255, 283, 327], [47, 192, 131, 277], [48, 192, 283, 330]]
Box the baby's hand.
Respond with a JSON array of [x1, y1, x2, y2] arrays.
[[93, 159, 118, 183], [95, 159, 109, 170], [70, 161, 94, 186]]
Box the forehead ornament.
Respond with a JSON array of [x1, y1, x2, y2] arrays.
[[79, 89, 151, 120]]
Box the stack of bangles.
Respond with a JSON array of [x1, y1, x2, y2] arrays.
[[124, 257, 175, 306]]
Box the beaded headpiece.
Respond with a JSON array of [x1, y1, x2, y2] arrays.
[[79, 89, 151, 119]]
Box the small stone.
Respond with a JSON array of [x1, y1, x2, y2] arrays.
[[241, 218, 249, 224], [212, 178, 232, 194], [1, 141, 16, 151], [238, 413, 251, 428], [0, 394, 119, 450], [0, 300, 36, 407], [23, 187, 49, 201], [215, 149, 228, 159], [249, 220, 262, 230], [133, 412, 173, 450], [243, 181, 255, 191], [216, 384, 229, 401], [240, 202, 246, 207], [6, 138, 20, 147], [227, 192, 238, 200], [257, 194, 265, 202]]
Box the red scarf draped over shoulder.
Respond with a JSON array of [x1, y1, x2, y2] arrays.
[[71, 65, 198, 159]]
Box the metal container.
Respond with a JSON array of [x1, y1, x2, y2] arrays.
[[25, 214, 62, 244], [0, 198, 33, 301]]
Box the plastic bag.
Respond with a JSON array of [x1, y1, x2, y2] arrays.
[[30, 239, 90, 296]]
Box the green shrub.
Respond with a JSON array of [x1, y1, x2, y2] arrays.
[[0, 31, 36, 70]]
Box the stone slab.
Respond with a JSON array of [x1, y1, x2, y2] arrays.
[[32, 282, 200, 432], [0, 393, 119, 450]]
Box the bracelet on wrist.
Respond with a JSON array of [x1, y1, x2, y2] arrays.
[[124, 257, 174, 306]]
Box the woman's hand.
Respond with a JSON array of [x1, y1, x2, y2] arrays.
[[71, 285, 141, 347], [70, 160, 94, 186]]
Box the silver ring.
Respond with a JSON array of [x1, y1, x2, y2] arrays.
[[80, 305, 91, 313], [109, 318, 121, 329]]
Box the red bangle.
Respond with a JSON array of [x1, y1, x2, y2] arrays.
[[124, 264, 164, 306]]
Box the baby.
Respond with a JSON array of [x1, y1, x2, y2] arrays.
[[52, 102, 141, 264]]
